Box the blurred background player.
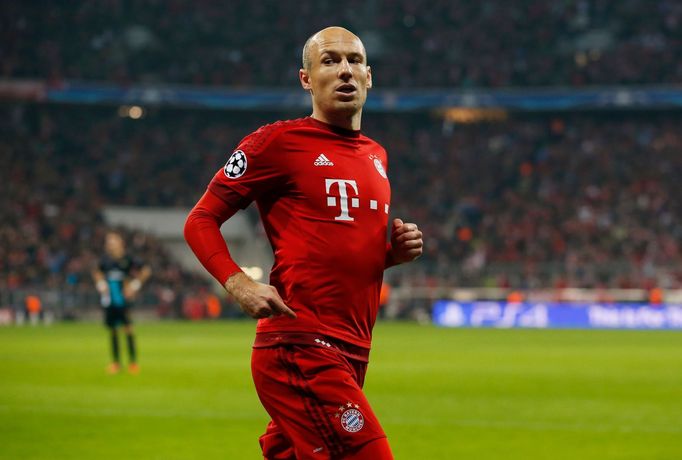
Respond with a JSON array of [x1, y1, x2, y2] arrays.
[[92, 231, 151, 374]]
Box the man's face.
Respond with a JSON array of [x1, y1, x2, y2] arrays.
[[300, 29, 372, 118], [105, 233, 125, 258]]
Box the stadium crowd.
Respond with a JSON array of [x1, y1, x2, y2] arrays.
[[2, 103, 682, 292], [380, 114, 682, 290], [2, 0, 681, 88], [0, 105, 212, 315]]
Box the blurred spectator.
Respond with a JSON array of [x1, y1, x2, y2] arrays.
[[25, 294, 42, 325]]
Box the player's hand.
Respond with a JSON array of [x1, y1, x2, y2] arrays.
[[123, 279, 143, 301], [225, 272, 297, 320], [123, 286, 136, 301], [389, 218, 423, 264]]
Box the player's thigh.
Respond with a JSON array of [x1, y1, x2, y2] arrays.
[[252, 345, 387, 460], [121, 307, 133, 326], [259, 420, 390, 460], [103, 308, 116, 328]]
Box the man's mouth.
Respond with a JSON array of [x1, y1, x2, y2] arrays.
[[335, 84, 357, 95]]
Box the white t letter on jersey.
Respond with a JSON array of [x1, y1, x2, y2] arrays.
[[325, 179, 359, 221]]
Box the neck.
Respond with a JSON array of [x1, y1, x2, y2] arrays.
[[311, 108, 362, 131]]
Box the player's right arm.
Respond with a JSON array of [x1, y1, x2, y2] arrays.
[[184, 190, 296, 319], [225, 272, 296, 319], [91, 267, 111, 307], [185, 125, 296, 320]]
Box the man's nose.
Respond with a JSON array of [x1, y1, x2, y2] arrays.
[[338, 59, 353, 79]]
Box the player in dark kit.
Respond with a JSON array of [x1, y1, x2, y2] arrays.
[[185, 27, 423, 459], [92, 231, 151, 374]]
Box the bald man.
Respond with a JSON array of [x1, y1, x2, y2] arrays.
[[185, 27, 423, 459]]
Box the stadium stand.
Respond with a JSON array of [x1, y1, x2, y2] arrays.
[[2, 1, 682, 319], [2, 0, 681, 88], [0, 105, 212, 316], [378, 114, 682, 290], [2, 104, 681, 293]]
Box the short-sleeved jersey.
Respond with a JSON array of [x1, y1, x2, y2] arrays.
[[209, 117, 391, 348], [99, 255, 142, 308]]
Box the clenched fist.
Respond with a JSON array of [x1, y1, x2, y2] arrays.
[[388, 218, 423, 265]]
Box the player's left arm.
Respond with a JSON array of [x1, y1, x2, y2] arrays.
[[124, 264, 152, 300], [386, 218, 423, 268]]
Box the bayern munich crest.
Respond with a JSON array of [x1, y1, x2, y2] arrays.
[[224, 150, 247, 178], [335, 402, 365, 433], [370, 155, 387, 179]]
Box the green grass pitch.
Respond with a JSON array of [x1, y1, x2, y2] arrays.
[[1, 321, 681, 459]]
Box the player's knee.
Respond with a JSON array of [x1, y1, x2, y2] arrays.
[[344, 437, 393, 460]]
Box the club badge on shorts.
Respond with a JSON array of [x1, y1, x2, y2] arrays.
[[224, 150, 247, 178], [335, 402, 365, 433]]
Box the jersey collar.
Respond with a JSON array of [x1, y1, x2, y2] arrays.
[[307, 117, 361, 138]]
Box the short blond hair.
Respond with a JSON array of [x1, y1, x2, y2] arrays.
[[301, 27, 366, 71], [302, 32, 316, 70]]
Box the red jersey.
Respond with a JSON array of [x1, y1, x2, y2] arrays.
[[208, 117, 390, 348]]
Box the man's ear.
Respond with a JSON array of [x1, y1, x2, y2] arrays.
[[366, 66, 372, 89], [300, 68, 312, 91]]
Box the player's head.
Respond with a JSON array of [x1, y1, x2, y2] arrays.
[[105, 231, 126, 258], [299, 27, 372, 124]]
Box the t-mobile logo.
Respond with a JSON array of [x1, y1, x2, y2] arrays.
[[325, 179, 360, 221]]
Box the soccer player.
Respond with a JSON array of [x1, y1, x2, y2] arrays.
[[92, 231, 151, 374], [184, 26, 423, 459]]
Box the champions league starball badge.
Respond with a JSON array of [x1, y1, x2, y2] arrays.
[[224, 150, 247, 178], [335, 402, 365, 433]]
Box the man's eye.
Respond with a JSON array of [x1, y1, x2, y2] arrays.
[[323, 59, 334, 65]]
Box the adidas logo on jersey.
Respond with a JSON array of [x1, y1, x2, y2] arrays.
[[314, 154, 334, 166]]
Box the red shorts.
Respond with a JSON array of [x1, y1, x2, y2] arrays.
[[251, 334, 387, 460]]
